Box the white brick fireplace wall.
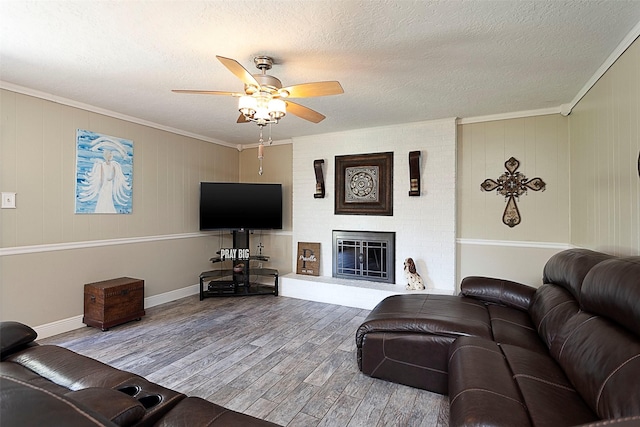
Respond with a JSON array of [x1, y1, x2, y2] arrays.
[[282, 118, 457, 307]]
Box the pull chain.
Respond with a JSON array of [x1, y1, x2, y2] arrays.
[[258, 127, 264, 175]]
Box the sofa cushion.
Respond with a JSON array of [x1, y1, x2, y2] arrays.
[[580, 256, 640, 335], [529, 283, 581, 349], [0, 375, 117, 427], [0, 360, 72, 395], [542, 249, 613, 300], [448, 336, 531, 427], [0, 321, 37, 359], [3, 345, 138, 390], [487, 305, 548, 354], [356, 294, 493, 342], [500, 344, 598, 427]]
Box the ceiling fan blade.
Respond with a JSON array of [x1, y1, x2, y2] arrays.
[[237, 114, 249, 123], [171, 89, 242, 96], [285, 101, 326, 123], [280, 81, 343, 98], [216, 55, 260, 88]]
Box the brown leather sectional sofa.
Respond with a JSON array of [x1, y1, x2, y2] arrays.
[[356, 249, 640, 426], [0, 322, 278, 427]]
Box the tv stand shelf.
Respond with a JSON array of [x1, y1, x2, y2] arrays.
[[199, 267, 278, 299]]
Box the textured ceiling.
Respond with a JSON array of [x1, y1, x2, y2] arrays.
[[1, 1, 639, 146]]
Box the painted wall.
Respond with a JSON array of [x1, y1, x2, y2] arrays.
[[569, 38, 640, 255], [456, 114, 571, 287], [290, 119, 457, 293], [238, 143, 294, 276], [0, 89, 239, 327]]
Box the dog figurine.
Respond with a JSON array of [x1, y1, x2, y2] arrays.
[[404, 258, 425, 290]]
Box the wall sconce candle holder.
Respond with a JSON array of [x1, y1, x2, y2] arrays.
[[314, 159, 325, 198], [409, 151, 420, 196]]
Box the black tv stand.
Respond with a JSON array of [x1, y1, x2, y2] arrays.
[[199, 230, 278, 300]]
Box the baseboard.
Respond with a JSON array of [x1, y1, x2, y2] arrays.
[[143, 284, 200, 308], [34, 283, 200, 339], [34, 315, 86, 340]]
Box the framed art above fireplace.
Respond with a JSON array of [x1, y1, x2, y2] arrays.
[[335, 152, 393, 216]]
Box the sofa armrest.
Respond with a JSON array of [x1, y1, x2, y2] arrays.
[[1, 321, 37, 360], [65, 388, 146, 427], [460, 276, 536, 311]]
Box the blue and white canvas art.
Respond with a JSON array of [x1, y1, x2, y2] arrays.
[[75, 129, 133, 214]]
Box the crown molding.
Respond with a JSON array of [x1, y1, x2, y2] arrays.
[[561, 20, 640, 116], [242, 138, 294, 149], [459, 21, 640, 123], [457, 107, 562, 125], [0, 81, 237, 149]]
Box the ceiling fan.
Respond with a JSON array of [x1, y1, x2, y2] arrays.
[[172, 55, 344, 125]]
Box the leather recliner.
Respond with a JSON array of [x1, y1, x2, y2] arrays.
[[0, 321, 278, 427]]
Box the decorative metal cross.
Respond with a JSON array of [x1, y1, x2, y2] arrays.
[[481, 157, 546, 228]]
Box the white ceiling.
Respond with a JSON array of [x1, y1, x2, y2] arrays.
[[1, 1, 639, 146]]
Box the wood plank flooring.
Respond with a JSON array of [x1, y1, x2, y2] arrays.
[[40, 295, 450, 427]]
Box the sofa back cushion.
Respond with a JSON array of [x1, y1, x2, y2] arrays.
[[553, 313, 640, 419], [529, 283, 580, 349], [550, 257, 640, 419], [580, 257, 640, 335], [542, 249, 613, 301]]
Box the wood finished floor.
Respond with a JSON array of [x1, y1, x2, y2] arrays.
[[40, 295, 449, 427]]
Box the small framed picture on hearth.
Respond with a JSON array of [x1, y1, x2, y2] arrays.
[[297, 242, 320, 276], [335, 152, 393, 216]]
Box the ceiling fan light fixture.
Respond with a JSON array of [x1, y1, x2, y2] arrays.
[[268, 98, 286, 120], [238, 95, 257, 117], [254, 106, 271, 121]]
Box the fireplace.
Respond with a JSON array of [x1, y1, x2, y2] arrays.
[[332, 230, 395, 284]]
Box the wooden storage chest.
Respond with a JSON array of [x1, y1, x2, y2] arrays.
[[83, 277, 145, 331]]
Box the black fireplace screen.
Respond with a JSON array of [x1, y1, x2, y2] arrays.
[[332, 231, 395, 284]]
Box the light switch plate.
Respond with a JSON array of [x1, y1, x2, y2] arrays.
[[2, 192, 16, 209]]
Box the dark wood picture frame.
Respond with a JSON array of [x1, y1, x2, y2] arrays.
[[335, 152, 393, 216]]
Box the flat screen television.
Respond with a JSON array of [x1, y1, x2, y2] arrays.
[[199, 182, 283, 230]]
